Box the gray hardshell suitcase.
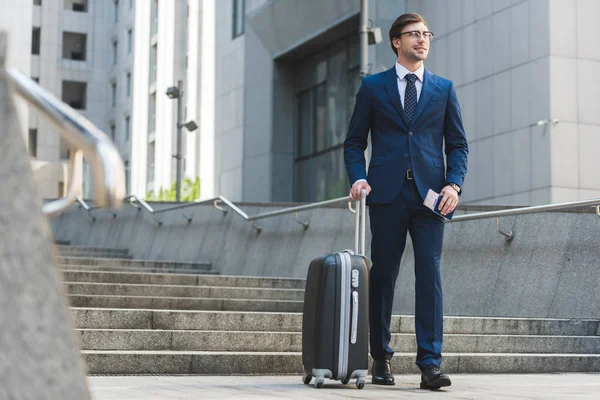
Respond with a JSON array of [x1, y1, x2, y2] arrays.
[[301, 190, 370, 389]]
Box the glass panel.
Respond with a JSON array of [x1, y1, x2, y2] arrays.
[[347, 66, 361, 119], [347, 37, 360, 70], [124, 160, 130, 194], [149, 45, 157, 84], [294, 148, 348, 202], [28, 129, 37, 157], [296, 90, 314, 158], [151, 0, 158, 36], [148, 93, 156, 133], [147, 141, 155, 184], [314, 83, 327, 152], [232, 0, 245, 38], [327, 44, 348, 148], [125, 116, 130, 141], [31, 28, 40, 55], [111, 82, 117, 107]]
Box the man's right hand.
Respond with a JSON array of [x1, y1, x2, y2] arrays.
[[349, 180, 372, 201]]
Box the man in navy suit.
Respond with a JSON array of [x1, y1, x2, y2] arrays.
[[344, 13, 468, 390]]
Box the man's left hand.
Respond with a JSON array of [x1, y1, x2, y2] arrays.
[[438, 185, 459, 216]]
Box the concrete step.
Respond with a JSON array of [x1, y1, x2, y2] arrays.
[[61, 270, 306, 289], [57, 245, 129, 255], [70, 309, 600, 336], [77, 329, 600, 354], [81, 351, 600, 375], [58, 252, 133, 259], [68, 295, 303, 312], [60, 265, 219, 275], [57, 257, 212, 271], [65, 282, 304, 301]]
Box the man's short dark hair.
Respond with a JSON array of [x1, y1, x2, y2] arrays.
[[389, 13, 428, 55]]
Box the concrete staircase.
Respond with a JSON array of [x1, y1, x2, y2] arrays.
[[57, 246, 600, 375]]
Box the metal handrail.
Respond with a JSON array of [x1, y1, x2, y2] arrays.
[[451, 198, 600, 222], [76, 192, 600, 239], [6, 67, 125, 216]]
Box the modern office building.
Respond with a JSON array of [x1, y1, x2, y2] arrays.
[[1, 0, 135, 199], [188, 0, 600, 205], [3, 0, 599, 206]]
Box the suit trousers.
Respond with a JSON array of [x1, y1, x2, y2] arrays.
[[368, 177, 445, 369]]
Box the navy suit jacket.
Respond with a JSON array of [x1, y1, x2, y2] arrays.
[[344, 66, 469, 205]]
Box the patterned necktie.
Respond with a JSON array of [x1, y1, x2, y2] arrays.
[[404, 73, 418, 124]]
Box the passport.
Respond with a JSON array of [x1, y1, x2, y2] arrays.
[[423, 189, 455, 221]]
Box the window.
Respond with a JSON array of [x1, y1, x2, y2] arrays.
[[293, 37, 360, 202], [66, 0, 88, 12], [34, 0, 42, 6], [125, 116, 130, 141], [109, 122, 116, 141], [232, 0, 245, 38], [28, 129, 37, 157], [32, 77, 39, 83], [148, 93, 156, 132], [150, 0, 158, 36], [113, 41, 118, 65], [111, 82, 117, 107], [32, 28, 41, 55], [127, 29, 133, 53], [126, 72, 131, 96], [149, 44, 157, 84], [62, 80, 87, 109], [62, 32, 86, 61], [58, 182, 65, 197], [147, 140, 155, 184], [114, 0, 119, 23], [59, 139, 70, 160], [124, 160, 130, 194]]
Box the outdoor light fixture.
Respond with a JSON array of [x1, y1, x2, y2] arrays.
[[166, 86, 180, 99], [166, 80, 198, 202], [181, 120, 198, 132]]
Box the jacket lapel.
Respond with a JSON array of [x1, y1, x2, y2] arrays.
[[383, 67, 409, 129], [410, 69, 438, 125]]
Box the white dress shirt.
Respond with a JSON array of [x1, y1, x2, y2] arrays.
[[353, 63, 425, 186], [395, 62, 424, 106]]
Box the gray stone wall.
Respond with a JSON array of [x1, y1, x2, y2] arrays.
[[52, 198, 600, 320]]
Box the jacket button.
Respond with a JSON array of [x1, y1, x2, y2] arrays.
[[409, 131, 413, 136], [404, 154, 408, 158]]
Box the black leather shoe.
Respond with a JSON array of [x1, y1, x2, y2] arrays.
[[420, 364, 451, 390], [371, 358, 395, 385]]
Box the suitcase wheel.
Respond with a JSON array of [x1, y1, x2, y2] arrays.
[[314, 377, 325, 389], [356, 378, 366, 389], [302, 373, 312, 385], [342, 377, 350, 385]]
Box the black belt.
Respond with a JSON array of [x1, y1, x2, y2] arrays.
[[406, 169, 413, 180]]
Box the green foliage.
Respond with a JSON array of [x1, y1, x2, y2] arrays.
[[146, 177, 201, 202]]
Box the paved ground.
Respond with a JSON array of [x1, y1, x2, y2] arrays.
[[88, 374, 600, 399]]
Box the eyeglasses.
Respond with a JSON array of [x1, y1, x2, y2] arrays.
[[399, 30, 434, 41]]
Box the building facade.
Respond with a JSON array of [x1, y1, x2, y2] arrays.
[[3, 0, 599, 206], [202, 0, 600, 205], [1, 0, 135, 199]]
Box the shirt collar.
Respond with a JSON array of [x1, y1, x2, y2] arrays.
[[395, 62, 424, 82]]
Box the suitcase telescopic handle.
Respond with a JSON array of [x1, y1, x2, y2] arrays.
[[354, 189, 367, 256]]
